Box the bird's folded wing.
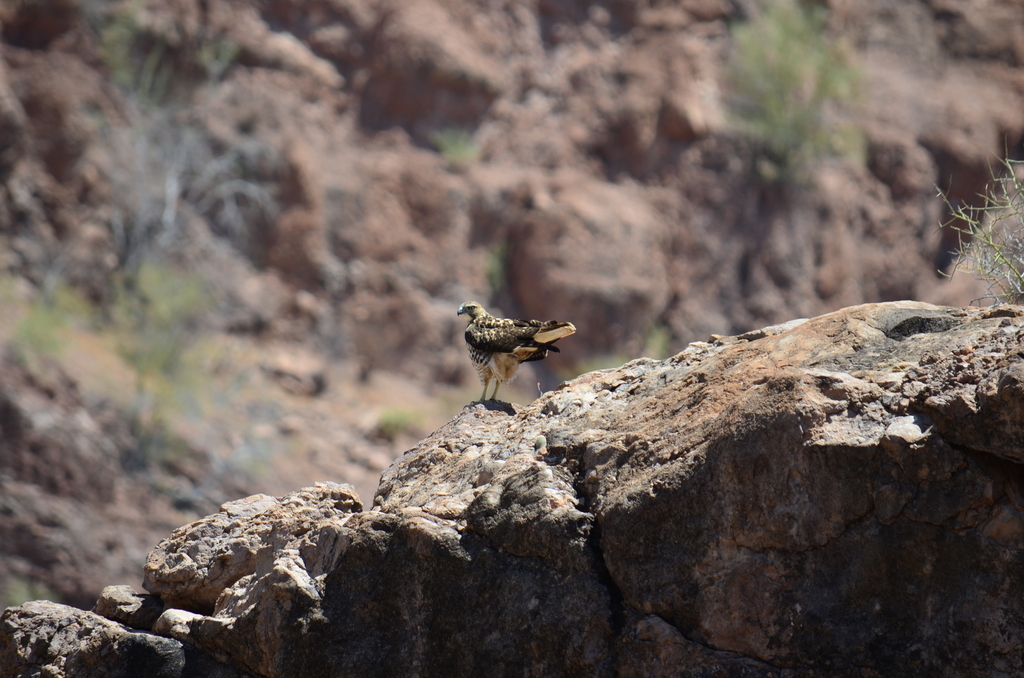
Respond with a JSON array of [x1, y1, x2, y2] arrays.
[[467, 319, 576, 352], [466, 323, 525, 352]]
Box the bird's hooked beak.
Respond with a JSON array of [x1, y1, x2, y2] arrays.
[[457, 303, 467, 316]]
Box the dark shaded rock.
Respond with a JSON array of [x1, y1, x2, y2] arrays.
[[0, 0, 81, 50], [465, 458, 594, 572], [583, 302, 1024, 675], [138, 449, 612, 676], [882, 309, 961, 340], [616, 611, 781, 678], [0, 600, 247, 678]]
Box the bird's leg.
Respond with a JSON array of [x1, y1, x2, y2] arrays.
[[479, 379, 490, 403], [489, 381, 501, 401]]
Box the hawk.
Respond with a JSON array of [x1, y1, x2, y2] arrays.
[[457, 301, 576, 402]]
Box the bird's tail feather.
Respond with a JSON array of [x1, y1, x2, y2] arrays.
[[534, 322, 576, 344]]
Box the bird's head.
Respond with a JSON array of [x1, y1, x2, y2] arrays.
[[457, 301, 488, 321]]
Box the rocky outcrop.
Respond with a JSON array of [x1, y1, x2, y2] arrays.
[[3, 301, 1022, 676]]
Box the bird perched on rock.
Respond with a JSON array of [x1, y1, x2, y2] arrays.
[[457, 301, 576, 402]]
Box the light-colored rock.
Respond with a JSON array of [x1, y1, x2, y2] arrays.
[[143, 482, 361, 613], [153, 607, 205, 643]]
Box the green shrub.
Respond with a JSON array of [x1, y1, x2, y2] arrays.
[[4, 262, 215, 470], [196, 36, 240, 83], [430, 128, 480, 169], [3, 575, 59, 608], [375, 407, 423, 442], [108, 261, 209, 379], [485, 240, 508, 295], [13, 284, 92, 360], [941, 157, 1024, 304], [106, 261, 215, 467], [643, 323, 672, 360], [727, 0, 863, 182], [99, 1, 237, 104], [99, 3, 173, 104]]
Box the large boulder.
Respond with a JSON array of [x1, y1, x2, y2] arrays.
[[2, 301, 1022, 677], [142, 476, 611, 677]]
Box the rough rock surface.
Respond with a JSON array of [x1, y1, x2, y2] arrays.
[[143, 483, 363, 615], [0, 600, 246, 678], [4, 301, 1022, 677]]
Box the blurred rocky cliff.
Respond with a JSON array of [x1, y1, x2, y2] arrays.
[[1, 0, 1023, 609], [3, 301, 1023, 676]]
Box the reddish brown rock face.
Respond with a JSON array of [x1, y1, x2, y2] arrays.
[[0, 0, 1015, 382], [2, 0, 1024, 673]]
